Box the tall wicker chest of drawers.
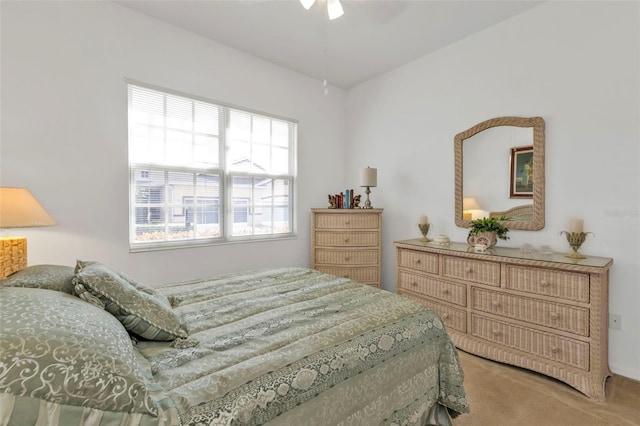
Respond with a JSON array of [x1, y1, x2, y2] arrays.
[[311, 209, 382, 288], [394, 239, 613, 400]]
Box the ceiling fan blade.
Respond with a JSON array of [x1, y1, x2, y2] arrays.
[[299, 0, 316, 10], [327, 0, 344, 20]]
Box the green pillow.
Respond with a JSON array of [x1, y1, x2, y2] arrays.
[[1, 264, 75, 293], [0, 287, 158, 416], [73, 261, 187, 341]]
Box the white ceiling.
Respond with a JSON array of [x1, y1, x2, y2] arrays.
[[115, 0, 542, 89]]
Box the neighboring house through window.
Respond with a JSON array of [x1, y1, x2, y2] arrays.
[[127, 82, 297, 250]]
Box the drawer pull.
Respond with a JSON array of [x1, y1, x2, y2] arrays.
[[344, 256, 351, 261], [442, 289, 450, 295], [492, 329, 501, 337], [442, 313, 450, 320], [550, 312, 559, 320], [343, 274, 349, 278], [411, 281, 418, 287], [539, 279, 549, 287], [415, 259, 421, 264], [464, 267, 472, 274], [344, 237, 350, 243], [551, 346, 560, 354], [345, 220, 350, 225], [491, 300, 500, 308]]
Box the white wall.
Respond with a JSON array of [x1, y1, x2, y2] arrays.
[[1, 1, 347, 282], [346, 2, 639, 379]]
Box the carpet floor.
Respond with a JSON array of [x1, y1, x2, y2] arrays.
[[454, 350, 640, 426]]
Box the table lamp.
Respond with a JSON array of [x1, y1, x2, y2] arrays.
[[463, 197, 480, 220], [360, 167, 377, 209], [0, 187, 56, 278]]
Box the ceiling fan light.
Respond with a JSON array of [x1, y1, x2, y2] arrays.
[[327, 0, 344, 20], [299, 0, 316, 10]]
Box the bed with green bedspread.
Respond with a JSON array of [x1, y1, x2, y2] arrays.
[[0, 266, 468, 426]]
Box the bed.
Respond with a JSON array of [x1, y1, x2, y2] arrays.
[[0, 263, 469, 426]]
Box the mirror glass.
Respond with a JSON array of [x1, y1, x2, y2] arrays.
[[454, 116, 545, 231]]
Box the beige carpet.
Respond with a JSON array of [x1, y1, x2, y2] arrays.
[[454, 350, 640, 426]]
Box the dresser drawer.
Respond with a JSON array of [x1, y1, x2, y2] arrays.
[[399, 291, 467, 333], [443, 256, 500, 287], [472, 315, 589, 370], [397, 250, 439, 274], [315, 213, 379, 230], [506, 266, 589, 303], [471, 288, 589, 336], [315, 231, 379, 247], [315, 249, 378, 265], [315, 266, 379, 284], [398, 271, 466, 306]]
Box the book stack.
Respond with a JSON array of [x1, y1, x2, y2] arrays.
[[330, 189, 358, 209]]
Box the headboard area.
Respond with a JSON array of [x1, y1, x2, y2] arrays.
[[489, 204, 534, 221]]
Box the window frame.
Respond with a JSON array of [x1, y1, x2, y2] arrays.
[[127, 80, 297, 252]]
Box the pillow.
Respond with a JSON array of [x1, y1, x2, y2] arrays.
[[0, 264, 75, 293], [75, 260, 168, 299], [0, 287, 158, 416], [73, 260, 187, 341]]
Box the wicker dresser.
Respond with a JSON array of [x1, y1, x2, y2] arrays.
[[311, 209, 382, 287], [394, 239, 613, 400]]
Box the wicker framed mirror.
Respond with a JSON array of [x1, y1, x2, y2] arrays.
[[454, 116, 545, 231]]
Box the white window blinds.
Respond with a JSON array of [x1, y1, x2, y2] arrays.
[[127, 83, 296, 250]]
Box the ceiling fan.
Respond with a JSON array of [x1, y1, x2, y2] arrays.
[[299, 0, 344, 20]]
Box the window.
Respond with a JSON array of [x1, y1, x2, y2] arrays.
[[127, 83, 296, 250]]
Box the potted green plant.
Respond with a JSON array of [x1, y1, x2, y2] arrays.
[[467, 216, 510, 248]]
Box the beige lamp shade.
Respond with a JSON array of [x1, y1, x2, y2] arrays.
[[0, 187, 56, 278], [462, 198, 481, 221], [462, 198, 480, 210], [0, 187, 56, 228], [360, 167, 377, 187]]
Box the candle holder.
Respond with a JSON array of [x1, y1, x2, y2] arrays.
[[418, 223, 431, 242], [560, 231, 594, 259]]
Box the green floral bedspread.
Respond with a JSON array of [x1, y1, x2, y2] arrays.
[[138, 267, 469, 425]]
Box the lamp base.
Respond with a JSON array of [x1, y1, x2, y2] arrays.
[[0, 236, 27, 279], [363, 186, 373, 209]]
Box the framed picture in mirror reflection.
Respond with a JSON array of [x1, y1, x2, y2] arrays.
[[510, 146, 534, 198]]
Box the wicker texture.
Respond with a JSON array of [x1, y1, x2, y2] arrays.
[[315, 231, 378, 247], [489, 204, 533, 219], [315, 266, 379, 283], [0, 237, 27, 279], [314, 213, 380, 229], [443, 256, 501, 287], [311, 209, 383, 287], [397, 250, 439, 274], [454, 116, 545, 231], [471, 287, 589, 336], [398, 271, 466, 306], [394, 240, 613, 400], [471, 315, 589, 370], [506, 265, 589, 302], [450, 333, 594, 400], [400, 291, 467, 333], [315, 249, 378, 265]]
